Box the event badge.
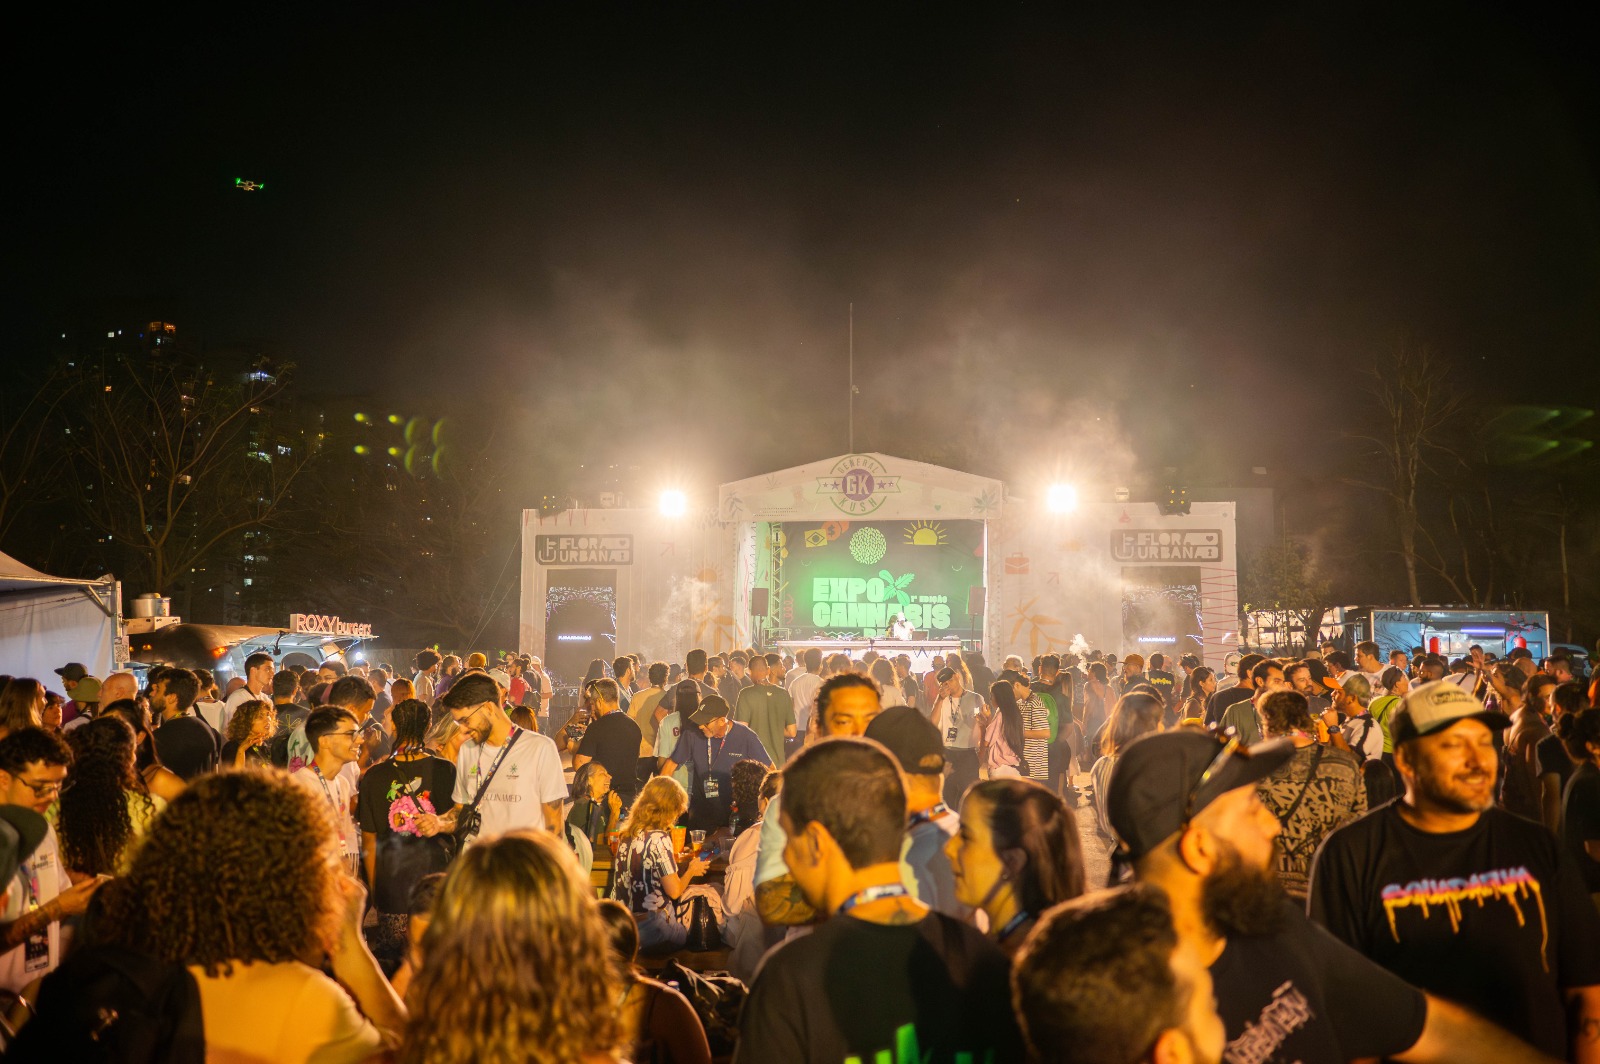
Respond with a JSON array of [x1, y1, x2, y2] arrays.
[[703, 776, 721, 799]]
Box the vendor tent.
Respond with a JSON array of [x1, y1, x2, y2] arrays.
[[0, 551, 118, 689]]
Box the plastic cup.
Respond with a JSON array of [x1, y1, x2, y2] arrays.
[[671, 825, 687, 853], [689, 829, 706, 854]]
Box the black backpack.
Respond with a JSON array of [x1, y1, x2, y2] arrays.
[[6, 945, 204, 1064]]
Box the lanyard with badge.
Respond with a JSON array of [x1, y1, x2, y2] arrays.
[[702, 732, 727, 799], [312, 765, 353, 865], [836, 882, 910, 915], [19, 859, 49, 973], [943, 695, 962, 745]]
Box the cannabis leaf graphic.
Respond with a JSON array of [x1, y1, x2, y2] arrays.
[[878, 569, 915, 607]]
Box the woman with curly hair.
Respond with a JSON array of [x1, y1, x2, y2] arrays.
[[95, 770, 405, 1062], [100, 697, 187, 802], [221, 697, 278, 768], [57, 715, 163, 876], [401, 830, 624, 1064], [611, 775, 708, 954]]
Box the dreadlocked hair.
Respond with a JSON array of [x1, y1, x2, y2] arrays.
[[58, 716, 151, 876]]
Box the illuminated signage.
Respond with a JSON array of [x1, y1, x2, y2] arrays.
[[816, 454, 901, 515], [535, 534, 634, 565], [290, 614, 374, 638], [809, 575, 953, 632], [1111, 529, 1222, 563]]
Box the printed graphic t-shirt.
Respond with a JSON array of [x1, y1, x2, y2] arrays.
[[452, 727, 567, 840], [0, 825, 70, 994], [734, 912, 1023, 1064], [1308, 802, 1600, 1059], [1210, 902, 1426, 1064]]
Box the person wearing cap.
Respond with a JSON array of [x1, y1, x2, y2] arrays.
[[1308, 680, 1600, 1062], [1109, 726, 1549, 1064], [0, 728, 106, 995], [58, 676, 101, 732], [863, 706, 965, 918], [733, 737, 1023, 1064], [52, 662, 90, 726], [660, 693, 770, 832]]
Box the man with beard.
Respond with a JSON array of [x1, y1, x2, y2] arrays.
[[1109, 729, 1554, 1064], [1309, 682, 1600, 1063], [756, 673, 883, 927]]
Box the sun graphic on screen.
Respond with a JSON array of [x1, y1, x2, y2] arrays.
[[904, 521, 948, 546]]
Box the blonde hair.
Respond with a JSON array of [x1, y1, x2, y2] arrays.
[[400, 830, 622, 1064], [618, 776, 687, 842]]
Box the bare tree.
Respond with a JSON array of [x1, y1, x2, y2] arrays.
[[65, 356, 312, 596], [0, 366, 71, 547], [1348, 342, 1465, 605], [1240, 534, 1332, 655]]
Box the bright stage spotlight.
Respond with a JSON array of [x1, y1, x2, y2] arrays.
[[1046, 483, 1078, 513], [659, 490, 687, 517]]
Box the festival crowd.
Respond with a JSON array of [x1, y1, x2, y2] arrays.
[[0, 637, 1597, 1063]]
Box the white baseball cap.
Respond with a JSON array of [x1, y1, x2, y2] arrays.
[[1391, 680, 1511, 744]]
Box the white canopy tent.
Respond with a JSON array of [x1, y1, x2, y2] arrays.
[[0, 551, 119, 691]]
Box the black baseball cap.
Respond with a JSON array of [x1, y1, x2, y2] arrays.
[[1107, 730, 1294, 860], [0, 805, 49, 889], [54, 662, 88, 682], [863, 705, 946, 776], [689, 693, 732, 726]]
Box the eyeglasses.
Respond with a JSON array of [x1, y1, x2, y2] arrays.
[[1181, 731, 1241, 828], [329, 729, 360, 740], [16, 777, 64, 799]]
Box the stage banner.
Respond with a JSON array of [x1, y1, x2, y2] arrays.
[[779, 519, 983, 637]]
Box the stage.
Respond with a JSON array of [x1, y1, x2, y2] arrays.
[[520, 452, 1239, 692]]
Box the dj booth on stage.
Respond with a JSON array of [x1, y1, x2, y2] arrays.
[[774, 637, 962, 671]]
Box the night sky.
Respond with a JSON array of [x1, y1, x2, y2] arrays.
[[11, 5, 1598, 490]]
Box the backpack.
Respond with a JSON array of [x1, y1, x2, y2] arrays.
[[656, 960, 747, 1059], [6, 944, 204, 1064]]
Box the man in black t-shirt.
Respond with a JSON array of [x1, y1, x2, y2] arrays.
[[149, 667, 220, 781], [1146, 652, 1177, 713], [1107, 729, 1552, 1064], [1205, 653, 1262, 727], [1309, 681, 1600, 1061], [734, 738, 1022, 1064], [573, 679, 643, 809]]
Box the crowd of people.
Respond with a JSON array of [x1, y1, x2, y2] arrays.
[[0, 635, 1595, 1063]]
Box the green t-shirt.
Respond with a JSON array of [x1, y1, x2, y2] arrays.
[[735, 684, 797, 766]]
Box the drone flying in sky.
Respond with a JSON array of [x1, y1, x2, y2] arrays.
[[234, 178, 264, 192]]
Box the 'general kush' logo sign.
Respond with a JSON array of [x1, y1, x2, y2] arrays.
[[535, 535, 634, 565], [816, 454, 901, 515], [1110, 529, 1222, 562]]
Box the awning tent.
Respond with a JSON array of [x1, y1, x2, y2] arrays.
[[0, 551, 118, 691]]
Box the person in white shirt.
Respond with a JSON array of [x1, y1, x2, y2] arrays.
[[412, 649, 442, 706], [786, 647, 825, 735], [0, 728, 107, 993], [417, 672, 566, 843], [221, 652, 276, 736], [930, 666, 984, 808], [1355, 640, 1389, 696], [289, 707, 363, 875]]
